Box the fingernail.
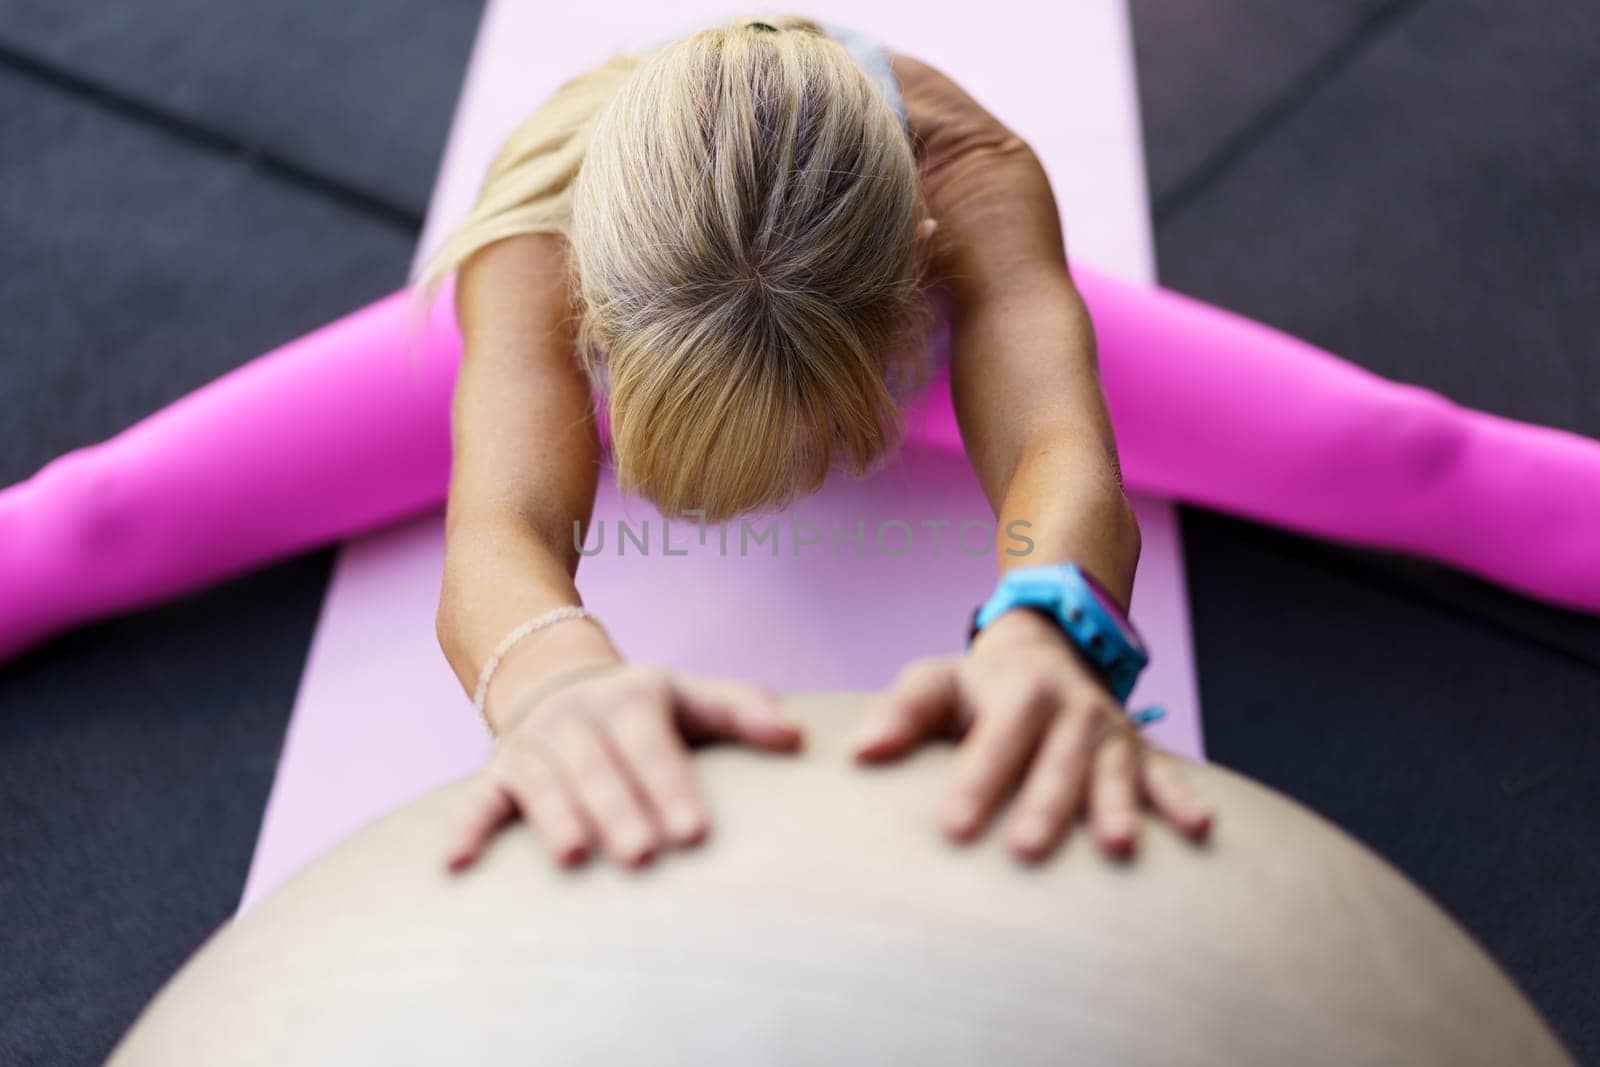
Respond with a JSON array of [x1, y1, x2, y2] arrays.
[[942, 796, 981, 836], [617, 823, 655, 861], [855, 720, 900, 757], [665, 802, 705, 842], [1101, 817, 1136, 857], [852, 738, 883, 760], [852, 719, 886, 745], [1011, 815, 1052, 854], [759, 718, 805, 749]]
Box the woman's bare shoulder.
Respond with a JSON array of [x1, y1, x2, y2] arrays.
[[888, 53, 1028, 171]]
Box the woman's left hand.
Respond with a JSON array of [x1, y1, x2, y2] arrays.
[[853, 608, 1213, 862]]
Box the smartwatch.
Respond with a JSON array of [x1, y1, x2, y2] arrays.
[[969, 562, 1149, 702]]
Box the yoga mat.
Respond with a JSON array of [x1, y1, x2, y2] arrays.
[[241, 0, 1199, 911]]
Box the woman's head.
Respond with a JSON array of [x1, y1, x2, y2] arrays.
[[570, 17, 930, 521]]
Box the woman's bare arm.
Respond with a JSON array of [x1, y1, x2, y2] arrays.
[[436, 234, 620, 732], [436, 234, 802, 871], [856, 58, 1204, 864], [891, 55, 1140, 605]]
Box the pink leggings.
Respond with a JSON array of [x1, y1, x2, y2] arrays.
[[4, 264, 1598, 663]]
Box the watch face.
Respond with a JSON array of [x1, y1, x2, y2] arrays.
[[1079, 569, 1145, 652]]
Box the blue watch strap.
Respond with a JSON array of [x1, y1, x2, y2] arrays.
[[969, 563, 1148, 702]]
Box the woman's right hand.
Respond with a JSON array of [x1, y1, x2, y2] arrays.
[[445, 664, 802, 872]]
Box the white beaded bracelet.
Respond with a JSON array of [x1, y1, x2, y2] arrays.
[[471, 606, 604, 727]]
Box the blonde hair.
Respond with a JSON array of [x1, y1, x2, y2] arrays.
[[421, 16, 930, 521]]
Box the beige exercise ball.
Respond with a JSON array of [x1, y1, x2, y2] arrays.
[[111, 693, 1572, 1066]]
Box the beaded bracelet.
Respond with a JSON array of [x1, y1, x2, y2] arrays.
[[471, 606, 604, 728]]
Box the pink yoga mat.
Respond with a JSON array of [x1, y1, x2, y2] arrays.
[[240, 0, 1200, 911]]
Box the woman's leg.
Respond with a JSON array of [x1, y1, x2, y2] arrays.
[[0, 288, 461, 663], [10, 262, 1600, 664], [1073, 265, 1600, 614]]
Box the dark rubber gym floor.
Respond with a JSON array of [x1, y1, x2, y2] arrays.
[[1, 2, 1596, 1063]]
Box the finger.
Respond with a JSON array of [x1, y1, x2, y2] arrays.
[[940, 678, 1055, 840], [496, 741, 593, 867], [673, 675, 803, 751], [1003, 710, 1098, 862], [604, 702, 711, 847], [852, 657, 960, 762], [1090, 725, 1142, 857], [545, 714, 661, 868], [1142, 753, 1214, 839], [444, 774, 516, 872]]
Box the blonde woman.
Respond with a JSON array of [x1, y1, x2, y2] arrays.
[[428, 17, 1213, 871], [6, 17, 1600, 870]]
